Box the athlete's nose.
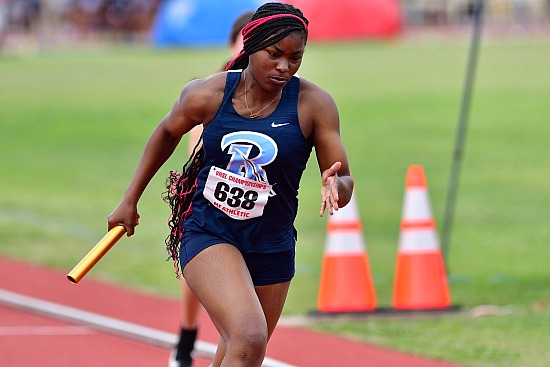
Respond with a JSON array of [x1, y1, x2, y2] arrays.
[[276, 58, 289, 73]]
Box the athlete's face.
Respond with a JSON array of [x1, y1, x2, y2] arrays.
[[248, 32, 306, 92]]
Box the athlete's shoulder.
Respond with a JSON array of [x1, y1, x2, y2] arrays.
[[183, 72, 227, 97], [181, 72, 227, 108], [174, 72, 228, 124]]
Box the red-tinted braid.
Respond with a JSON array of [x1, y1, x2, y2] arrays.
[[162, 135, 204, 278]]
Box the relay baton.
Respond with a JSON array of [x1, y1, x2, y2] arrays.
[[67, 225, 127, 284]]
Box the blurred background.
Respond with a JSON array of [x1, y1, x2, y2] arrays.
[[1, 1, 550, 366], [0, 0, 549, 53]]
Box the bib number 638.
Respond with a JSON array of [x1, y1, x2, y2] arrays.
[[214, 182, 258, 210], [204, 166, 272, 220]]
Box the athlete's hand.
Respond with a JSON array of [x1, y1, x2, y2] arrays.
[[108, 200, 140, 236], [320, 161, 342, 217]]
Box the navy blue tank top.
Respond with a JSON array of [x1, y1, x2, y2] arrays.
[[183, 70, 313, 253]]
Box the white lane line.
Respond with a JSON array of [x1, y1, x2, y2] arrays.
[[0, 289, 296, 367], [0, 326, 92, 336]]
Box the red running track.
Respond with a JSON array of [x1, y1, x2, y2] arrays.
[[0, 257, 468, 367]]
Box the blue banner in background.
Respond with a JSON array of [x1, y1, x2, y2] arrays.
[[152, 0, 267, 47]]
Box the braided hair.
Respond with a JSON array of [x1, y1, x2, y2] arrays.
[[225, 2, 309, 71], [162, 135, 204, 278]]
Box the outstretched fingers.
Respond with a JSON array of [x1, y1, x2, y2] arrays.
[[320, 162, 342, 217]]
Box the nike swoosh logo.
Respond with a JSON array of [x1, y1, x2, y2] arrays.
[[271, 122, 289, 128]]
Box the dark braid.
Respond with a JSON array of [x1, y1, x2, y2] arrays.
[[225, 2, 308, 71], [162, 134, 204, 278]]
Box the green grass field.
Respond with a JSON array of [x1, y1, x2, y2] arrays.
[[1, 34, 550, 367]]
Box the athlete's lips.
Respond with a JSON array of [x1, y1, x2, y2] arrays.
[[270, 76, 288, 85]]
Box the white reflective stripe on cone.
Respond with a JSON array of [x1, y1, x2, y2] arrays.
[[398, 228, 440, 253], [402, 188, 433, 221], [324, 232, 366, 255]]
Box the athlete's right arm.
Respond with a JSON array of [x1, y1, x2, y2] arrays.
[[108, 78, 217, 235]]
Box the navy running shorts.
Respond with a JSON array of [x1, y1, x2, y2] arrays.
[[180, 230, 295, 286]]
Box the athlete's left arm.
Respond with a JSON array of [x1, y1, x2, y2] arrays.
[[308, 87, 354, 216]]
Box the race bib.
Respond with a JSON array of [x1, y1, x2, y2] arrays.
[[203, 166, 272, 220]]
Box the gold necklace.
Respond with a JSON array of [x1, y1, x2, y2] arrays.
[[243, 72, 282, 119]]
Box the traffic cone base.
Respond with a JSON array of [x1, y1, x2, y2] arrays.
[[317, 254, 376, 312], [393, 251, 450, 310]]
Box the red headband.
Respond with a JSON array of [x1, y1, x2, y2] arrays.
[[241, 13, 308, 39]]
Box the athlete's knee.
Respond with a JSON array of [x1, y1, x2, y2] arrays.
[[234, 338, 267, 365], [229, 325, 268, 365]]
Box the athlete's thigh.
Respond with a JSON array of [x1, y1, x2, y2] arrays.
[[255, 281, 291, 339], [183, 243, 265, 338]]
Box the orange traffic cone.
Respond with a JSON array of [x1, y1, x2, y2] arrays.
[[392, 165, 451, 310], [317, 192, 377, 313]]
